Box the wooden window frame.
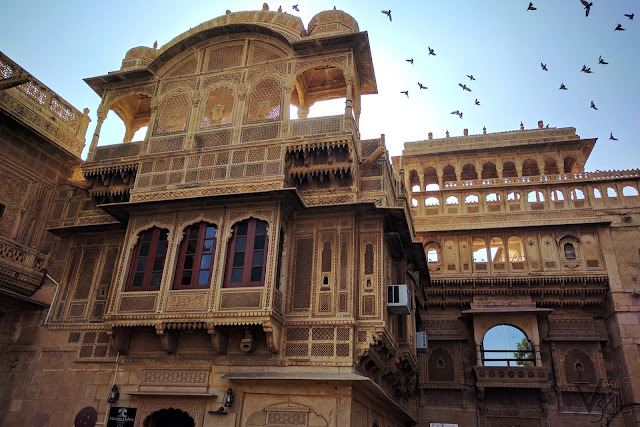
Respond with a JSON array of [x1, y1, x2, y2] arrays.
[[125, 228, 169, 292], [224, 218, 269, 288], [172, 222, 217, 290]]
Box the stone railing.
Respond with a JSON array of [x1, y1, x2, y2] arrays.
[[0, 51, 90, 158], [0, 235, 49, 296], [0, 235, 48, 273], [473, 365, 551, 389], [442, 169, 640, 189], [92, 141, 144, 162], [289, 115, 344, 137]]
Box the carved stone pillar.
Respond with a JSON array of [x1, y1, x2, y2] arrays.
[[345, 78, 353, 119], [184, 89, 201, 149], [282, 82, 294, 136], [418, 174, 425, 192], [233, 89, 247, 144], [516, 163, 523, 179], [87, 108, 108, 162], [476, 342, 483, 366], [534, 343, 542, 367]]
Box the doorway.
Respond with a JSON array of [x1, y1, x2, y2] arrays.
[[143, 408, 195, 427]]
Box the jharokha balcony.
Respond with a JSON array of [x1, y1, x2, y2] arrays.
[[0, 51, 91, 159], [0, 235, 49, 298]]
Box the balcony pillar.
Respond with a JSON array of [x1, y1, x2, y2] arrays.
[[87, 108, 108, 162], [476, 342, 483, 366], [534, 343, 542, 367], [345, 79, 353, 119]]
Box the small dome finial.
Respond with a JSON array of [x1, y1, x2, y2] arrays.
[[446, 130, 450, 138], [538, 120, 544, 129], [520, 121, 524, 131], [483, 126, 487, 134], [226, 9, 231, 14], [278, 5, 282, 12], [463, 128, 469, 136], [153, 40, 157, 50], [263, 3, 269, 11], [428, 132, 433, 140]]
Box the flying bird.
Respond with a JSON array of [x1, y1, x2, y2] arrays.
[[580, 0, 592, 17], [428, 46, 436, 56], [527, 2, 536, 11], [450, 110, 460, 116], [624, 13, 634, 20], [590, 101, 598, 110], [559, 83, 567, 90], [541, 63, 548, 71], [615, 24, 625, 31], [475, 99, 480, 106], [610, 133, 618, 140], [598, 56, 608, 65], [458, 112, 463, 119], [418, 82, 428, 90], [406, 58, 414, 65], [292, 4, 299, 11], [400, 90, 409, 98], [458, 83, 472, 92], [381, 10, 392, 21], [467, 74, 475, 81], [581, 65, 593, 73]]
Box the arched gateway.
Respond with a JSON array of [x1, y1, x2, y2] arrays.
[[143, 408, 195, 427]]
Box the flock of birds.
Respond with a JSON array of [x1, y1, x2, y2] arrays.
[[379, 3, 634, 141], [289, 3, 634, 142]]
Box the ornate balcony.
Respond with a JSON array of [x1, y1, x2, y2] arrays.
[[473, 365, 551, 389], [0, 235, 48, 297], [0, 51, 90, 158]]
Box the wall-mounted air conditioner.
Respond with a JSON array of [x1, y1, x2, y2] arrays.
[[387, 284, 410, 315], [416, 331, 428, 352]]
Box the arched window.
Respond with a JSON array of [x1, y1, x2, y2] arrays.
[[461, 164, 478, 180], [507, 236, 525, 261], [224, 218, 269, 287], [593, 188, 602, 199], [246, 78, 281, 122], [550, 189, 564, 201], [481, 162, 498, 179], [483, 324, 533, 367], [527, 190, 545, 202], [425, 197, 440, 206], [173, 222, 217, 289], [522, 159, 540, 176], [502, 161, 517, 178], [425, 183, 440, 191], [154, 92, 190, 135], [426, 244, 439, 262], [564, 243, 577, 260], [411, 198, 418, 207], [442, 165, 457, 182], [472, 238, 488, 262], [485, 192, 500, 202], [607, 187, 617, 198], [490, 237, 505, 262], [465, 194, 479, 204], [125, 228, 169, 291], [570, 188, 585, 200], [507, 192, 521, 201], [200, 86, 234, 128], [445, 195, 459, 205], [622, 186, 639, 196]]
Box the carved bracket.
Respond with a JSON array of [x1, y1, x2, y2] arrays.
[[262, 319, 282, 354], [108, 327, 133, 354], [206, 322, 228, 355], [156, 325, 179, 354]]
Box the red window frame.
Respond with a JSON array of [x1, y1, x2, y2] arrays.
[[172, 222, 217, 290], [224, 219, 269, 288], [125, 228, 169, 292]]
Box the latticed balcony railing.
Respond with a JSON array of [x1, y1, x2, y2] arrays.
[[0, 235, 48, 296], [0, 51, 90, 158], [289, 115, 345, 137]]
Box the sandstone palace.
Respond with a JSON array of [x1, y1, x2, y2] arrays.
[[1, 5, 639, 427]]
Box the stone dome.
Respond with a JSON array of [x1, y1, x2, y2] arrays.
[[307, 9, 359, 36], [121, 46, 159, 71]]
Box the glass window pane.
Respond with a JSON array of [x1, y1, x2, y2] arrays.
[[181, 272, 192, 286], [156, 241, 168, 256], [159, 230, 168, 241], [250, 267, 262, 282], [150, 272, 162, 287], [132, 273, 144, 287], [140, 243, 150, 257], [153, 257, 164, 271], [142, 231, 152, 242], [203, 239, 214, 253], [231, 268, 243, 283], [254, 235, 265, 250], [136, 257, 147, 272], [184, 255, 194, 270], [200, 254, 211, 269], [252, 251, 264, 266], [255, 221, 267, 234], [233, 252, 245, 267], [189, 227, 199, 239], [198, 270, 209, 285], [187, 240, 197, 254], [235, 236, 246, 251], [205, 226, 216, 239], [237, 222, 248, 235]]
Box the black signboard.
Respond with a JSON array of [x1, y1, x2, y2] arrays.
[[107, 407, 137, 427]]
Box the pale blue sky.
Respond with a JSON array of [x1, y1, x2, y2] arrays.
[[1, 0, 638, 171]]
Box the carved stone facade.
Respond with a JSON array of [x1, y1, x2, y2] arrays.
[[1, 6, 640, 427], [393, 122, 640, 426]]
